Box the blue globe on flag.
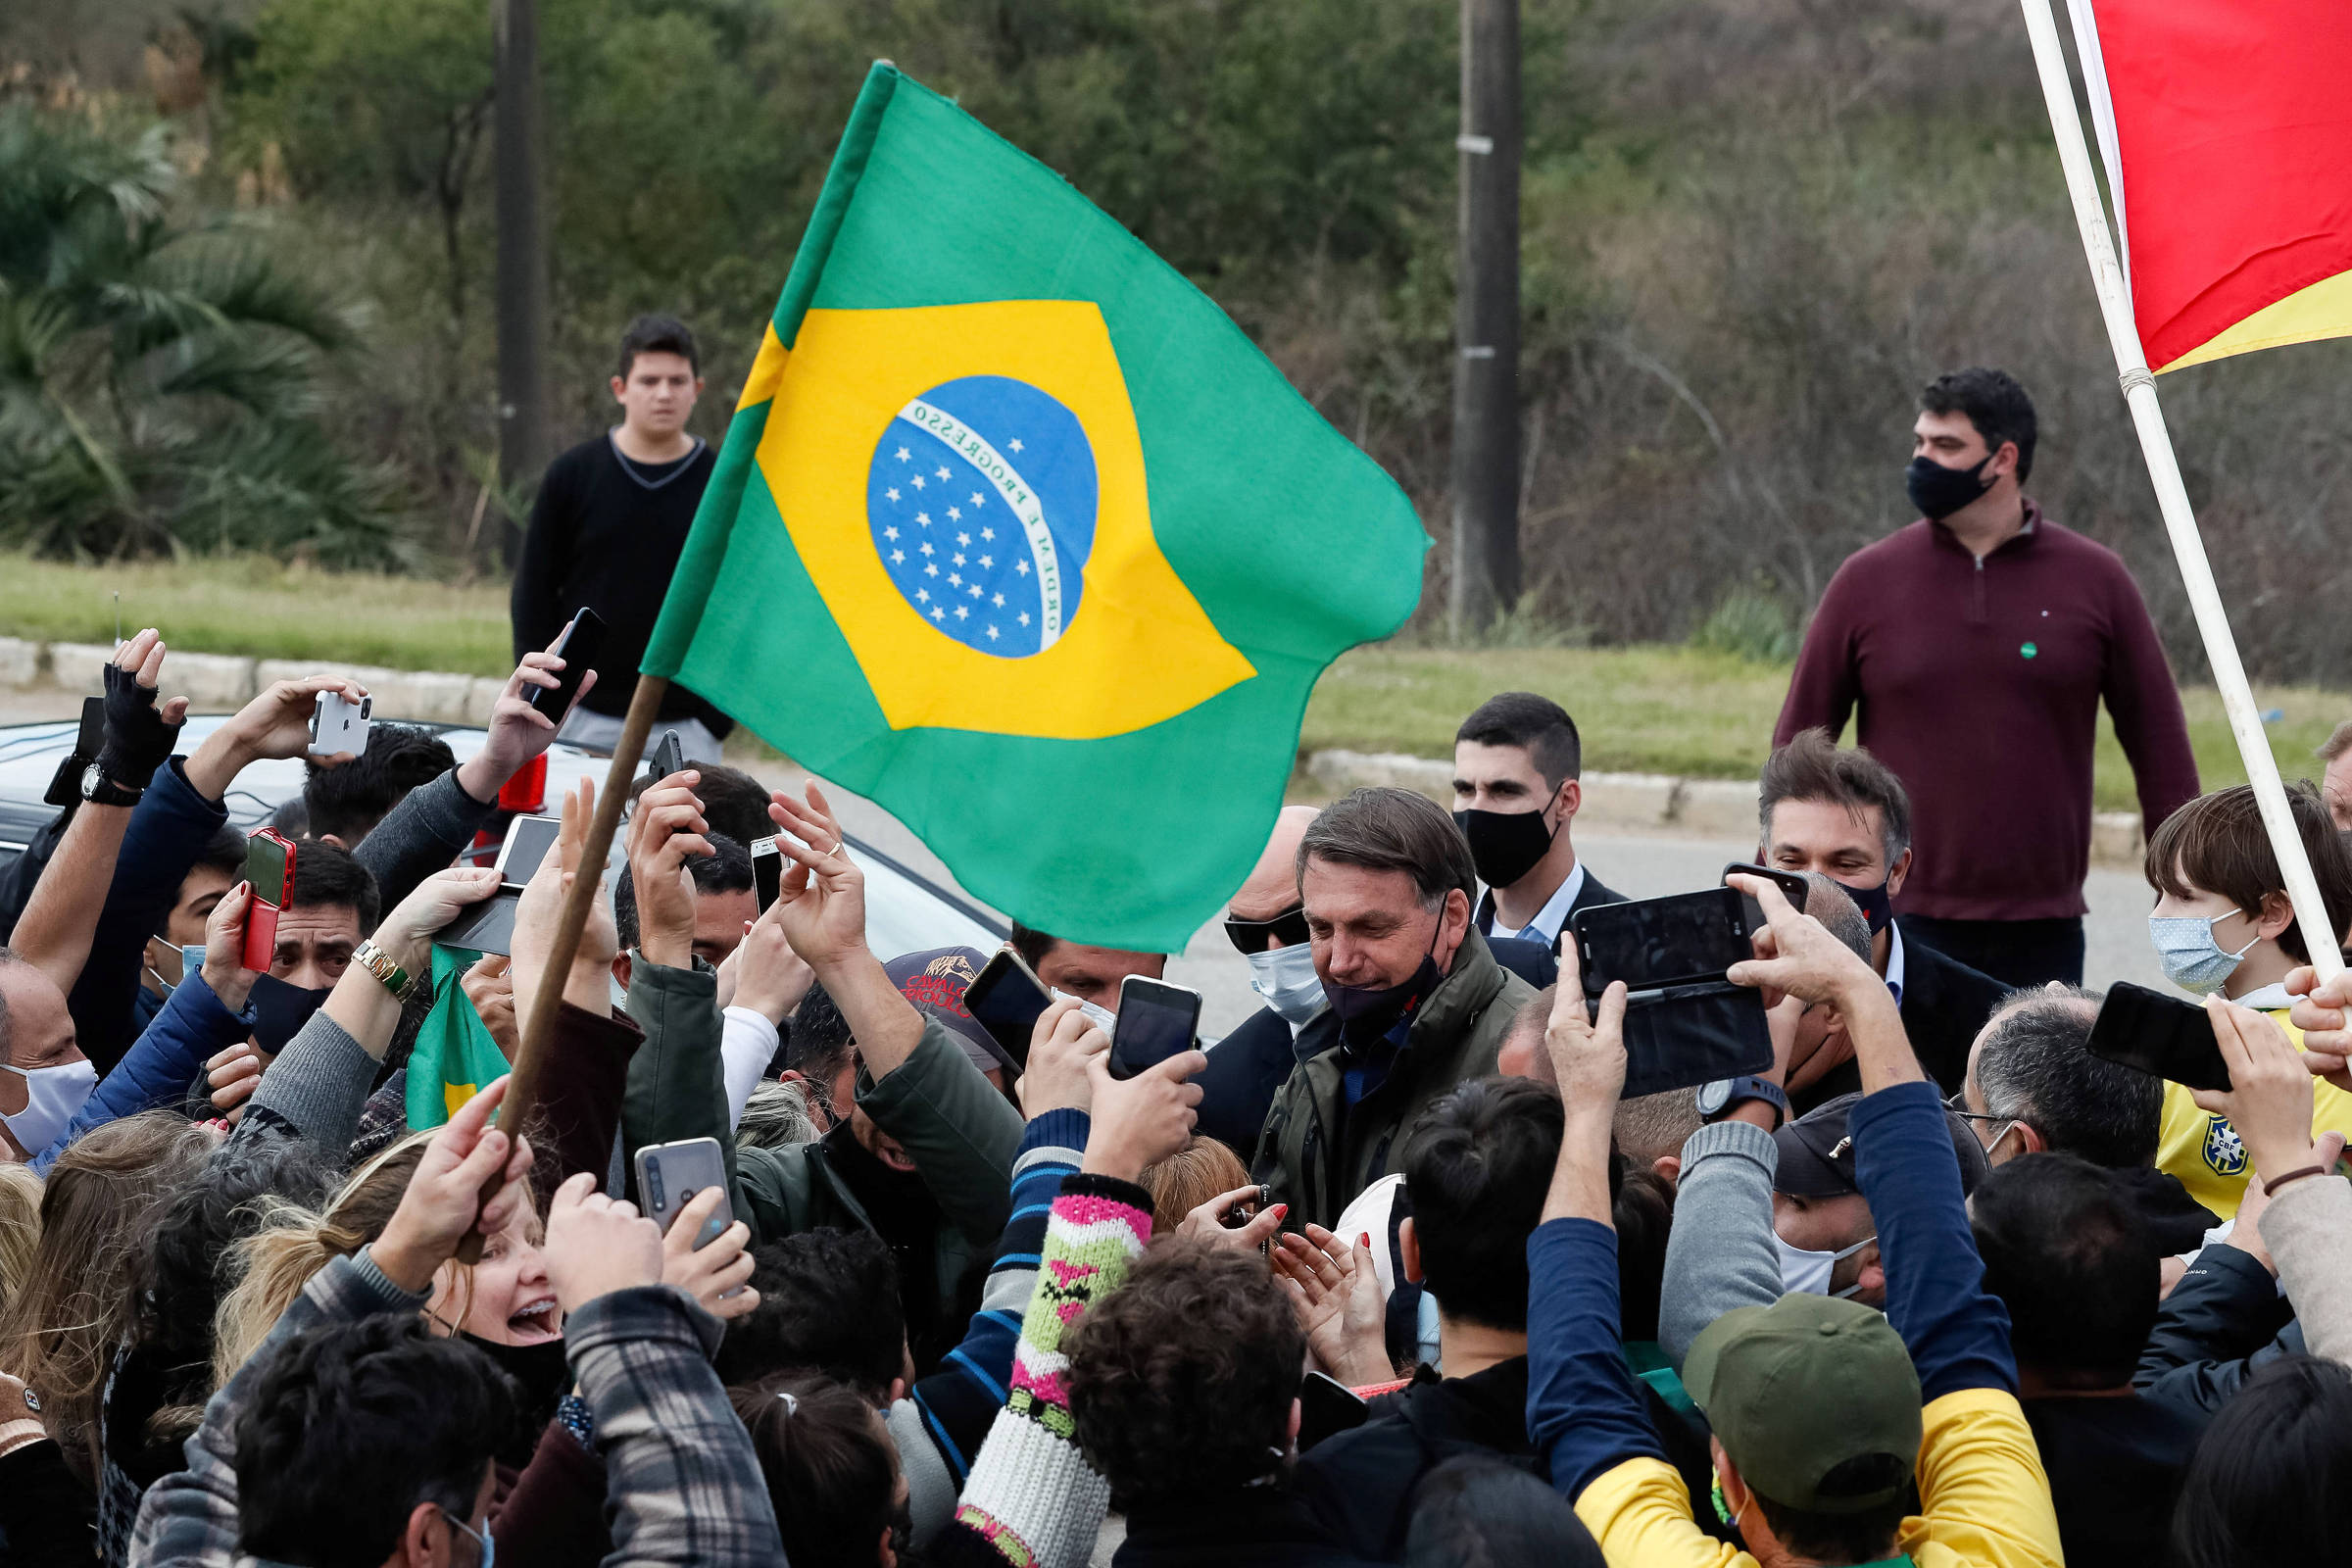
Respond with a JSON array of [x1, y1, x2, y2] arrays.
[[865, 375, 1099, 659]]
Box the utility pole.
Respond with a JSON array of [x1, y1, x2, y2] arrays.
[[1448, 0, 1522, 637], [493, 0, 549, 567]]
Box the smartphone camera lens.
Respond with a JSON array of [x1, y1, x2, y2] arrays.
[[646, 1165, 665, 1211]]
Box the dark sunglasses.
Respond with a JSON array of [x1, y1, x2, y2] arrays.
[[1225, 904, 1310, 956]]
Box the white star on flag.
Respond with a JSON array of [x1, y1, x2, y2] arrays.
[[955, 605, 969, 620], [952, 554, 966, 567], [916, 588, 930, 603], [992, 592, 1005, 608], [980, 527, 995, 541], [919, 541, 934, 556], [968, 583, 982, 599], [883, 525, 899, 541], [891, 550, 905, 564], [924, 563, 938, 577], [886, 487, 901, 503], [956, 531, 970, 546], [1008, 439, 1024, 453], [1018, 612, 1031, 626], [949, 572, 963, 587], [930, 606, 944, 620], [896, 447, 910, 462], [916, 514, 931, 527], [986, 625, 1000, 641], [935, 466, 951, 480], [947, 507, 962, 522], [1015, 561, 1030, 576], [970, 492, 985, 507], [911, 476, 926, 490], [978, 555, 993, 569]]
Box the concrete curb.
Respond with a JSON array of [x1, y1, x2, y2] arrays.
[[0, 636, 494, 726], [1299, 746, 2149, 870]]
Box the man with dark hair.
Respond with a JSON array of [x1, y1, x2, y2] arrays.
[[611, 830, 756, 992], [1007, 920, 1163, 1014], [136, 824, 245, 1009], [1759, 729, 2007, 1095], [628, 760, 776, 848], [301, 724, 458, 849], [1253, 787, 1538, 1231], [1970, 1153, 2203, 1567], [716, 1231, 908, 1393], [1959, 987, 2218, 1251], [510, 312, 732, 762], [231, 1315, 519, 1568], [266, 840, 382, 985], [1298, 1079, 1715, 1560], [1450, 691, 1621, 953], [1775, 367, 2199, 988], [1065, 1240, 1381, 1565]]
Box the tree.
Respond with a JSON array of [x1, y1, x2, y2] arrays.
[[0, 108, 408, 565]]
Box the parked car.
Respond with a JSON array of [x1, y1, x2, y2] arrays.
[[0, 715, 1005, 958]]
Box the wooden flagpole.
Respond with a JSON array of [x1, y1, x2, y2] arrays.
[[458, 671, 668, 1259], [2018, 0, 2343, 983]]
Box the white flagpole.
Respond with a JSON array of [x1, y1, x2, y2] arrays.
[[2018, 0, 2344, 984]]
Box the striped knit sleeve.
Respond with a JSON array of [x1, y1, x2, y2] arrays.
[[951, 1170, 1152, 1568]]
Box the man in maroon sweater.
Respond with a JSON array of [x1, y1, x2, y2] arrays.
[[1774, 368, 2198, 986]]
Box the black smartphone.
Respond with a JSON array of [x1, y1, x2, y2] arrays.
[[965, 948, 1053, 1071], [1109, 975, 1202, 1080], [43, 697, 109, 807], [1721, 862, 1809, 937], [1297, 1370, 1370, 1450], [2088, 980, 2230, 1092], [1573, 887, 1754, 994], [526, 608, 607, 720], [648, 731, 686, 784], [751, 836, 783, 911]]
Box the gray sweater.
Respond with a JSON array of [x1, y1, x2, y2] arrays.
[[1657, 1118, 1785, 1369], [2258, 1172, 2352, 1369]]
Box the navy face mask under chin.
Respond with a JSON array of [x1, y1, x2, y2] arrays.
[[246, 972, 334, 1051]]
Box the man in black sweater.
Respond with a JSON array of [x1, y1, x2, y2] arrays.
[[511, 314, 735, 760]]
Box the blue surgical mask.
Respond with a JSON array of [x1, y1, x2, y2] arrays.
[[1246, 943, 1326, 1026], [2148, 913, 2258, 994], [439, 1508, 494, 1568]]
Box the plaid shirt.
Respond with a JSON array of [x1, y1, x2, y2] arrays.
[[129, 1250, 780, 1568]]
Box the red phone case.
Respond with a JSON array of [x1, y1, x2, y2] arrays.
[[242, 830, 297, 973]]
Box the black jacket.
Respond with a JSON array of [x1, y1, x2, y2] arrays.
[[1895, 930, 2010, 1094], [2135, 1239, 2303, 1416], [1474, 866, 1626, 956], [1112, 1488, 1379, 1568], [2110, 1163, 2222, 1255]]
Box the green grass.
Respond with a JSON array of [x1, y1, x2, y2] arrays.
[[0, 553, 514, 677], [1305, 646, 2350, 815], [2, 557, 2339, 812]]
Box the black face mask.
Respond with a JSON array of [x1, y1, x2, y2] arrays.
[[1327, 920, 1445, 1052], [1840, 876, 1895, 936], [246, 972, 333, 1051], [462, 1331, 571, 1443], [1453, 806, 1557, 891], [1905, 454, 1993, 521]]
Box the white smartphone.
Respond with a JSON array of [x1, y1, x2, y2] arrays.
[[308, 691, 371, 757], [494, 814, 563, 892]]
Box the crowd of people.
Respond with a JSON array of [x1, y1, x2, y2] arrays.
[[2, 348, 2351, 1568]]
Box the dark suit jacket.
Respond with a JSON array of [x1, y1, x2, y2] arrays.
[[1473, 864, 1627, 956], [1897, 929, 2011, 1094]]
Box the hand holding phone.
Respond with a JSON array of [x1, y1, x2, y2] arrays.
[[750, 835, 783, 912], [241, 828, 298, 974], [1109, 975, 1203, 1080], [526, 609, 606, 721], [1721, 862, 1808, 939], [308, 690, 372, 760], [648, 731, 686, 784], [966, 948, 1053, 1070], [2088, 981, 2230, 1092], [633, 1138, 735, 1248]]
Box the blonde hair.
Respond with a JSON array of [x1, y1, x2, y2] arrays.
[[1139, 1136, 1251, 1236], [0, 1162, 43, 1318], [0, 1112, 214, 1483]]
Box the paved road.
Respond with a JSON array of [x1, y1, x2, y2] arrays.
[[0, 685, 2166, 1034]]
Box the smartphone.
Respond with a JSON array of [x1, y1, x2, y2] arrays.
[[526, 608, 606, 720], [648, 731, 686, 784], [43, 698, 108, 807], [1573, 887, 1754, 994], [965, 948, 1052, 1072], [242, 827, 298, 973], [495, 813, 563, 890], [633, 1137, 736, 1249], [1297, 1369, 1371, 1450], [1109, 975, 1202, 1080], [1721, 863, 1808, 937], [308, 690, 372, 757], [750, 836, 783, 911], [2088, 980, 2230, 1092]]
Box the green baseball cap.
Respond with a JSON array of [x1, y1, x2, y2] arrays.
[[1681, 1294, 1923, 1514]]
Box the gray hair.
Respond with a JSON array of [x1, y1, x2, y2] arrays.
[[1973, 988, 2160, 1169], [1799, 875, 1873, 965], [736, 1080, 820, 1152]]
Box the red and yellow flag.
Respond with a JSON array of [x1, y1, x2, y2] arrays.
[[2071, 0, 2352, 370]]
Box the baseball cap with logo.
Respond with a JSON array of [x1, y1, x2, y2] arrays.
[[882, 946, 1020, 1080], [1682, 1294, 1923, 1514], [1772, 1091, 1989, 1201]]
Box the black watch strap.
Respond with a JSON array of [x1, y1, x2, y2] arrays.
[[1699, 1075, 1788, 1129]]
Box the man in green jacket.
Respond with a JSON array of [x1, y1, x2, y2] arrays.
[[617, 769, 1024, 1371], [1253, 787, 1538, 1231]]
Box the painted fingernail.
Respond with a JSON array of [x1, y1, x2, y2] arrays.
[[1273, 1204, 1288, 1219], [1358, 1232, 1372, 1250]]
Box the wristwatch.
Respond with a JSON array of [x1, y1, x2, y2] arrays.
[[1696, 1075, 1789, 1129], [352, 939, 421, 1005], [79, 762, 144, 808]]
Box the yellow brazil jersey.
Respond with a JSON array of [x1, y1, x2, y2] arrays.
[[2155, 1007, 2352, 1221]]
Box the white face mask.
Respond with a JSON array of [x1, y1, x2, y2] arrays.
[[1775, 1229, 1876, 1299], [1051, 989, 1118, 1035], [1247, 944, 1327, 1026], [1, 1058, 99, 1156]]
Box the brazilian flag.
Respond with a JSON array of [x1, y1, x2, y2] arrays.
[[405, 945, 508, 1129], [646, 64, 1427, 950]]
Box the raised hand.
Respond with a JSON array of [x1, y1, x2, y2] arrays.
[[458, 640, 599, 802], [2190, 999, 2328, 1182], [461, 956, 520, 1060], [1079, 1046, 1206, 1183], [725, 899, 815, 1024], [763, 782, 869, 975], [625, 771, 711, 970], [372, 865, 504, 975], [98, 628, 189, 786], [2283, 965, 2352, 1094], [1173, 1183, 1286, 1252], [660, 1186, 760, 1320], [513, 777, 617, 1030], [1274, 1226, 1393, 1387], [1015, 997, 1110, 1119], [185, 671, 370, 801], [198, 877, 260, 1011], [372, 1077, 535, 1293], [543, 1171, 665, 1314]]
